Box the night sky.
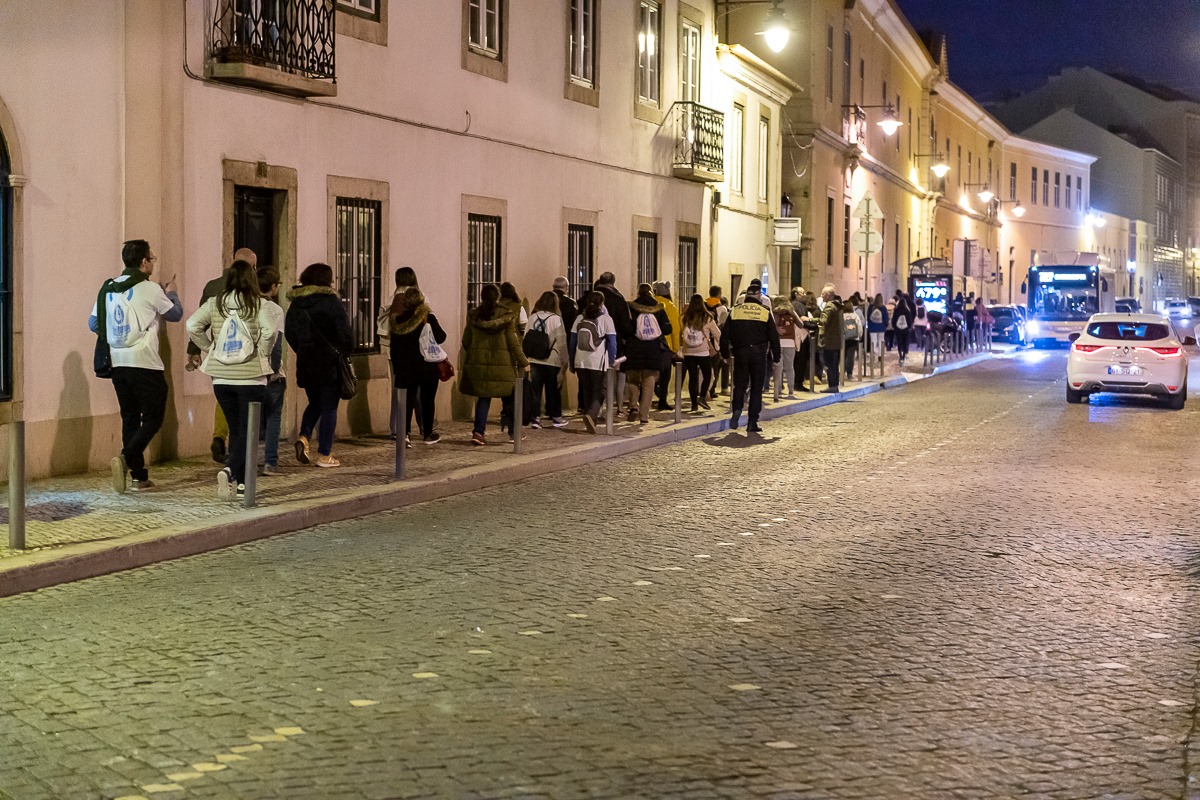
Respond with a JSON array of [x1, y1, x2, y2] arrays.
[[893, 0, 1200, 103]]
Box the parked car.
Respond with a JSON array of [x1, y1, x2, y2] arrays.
[[1066, 313, 1188, 409], [1114, 297, 1140, 313], [988, 304, 1026, 345]]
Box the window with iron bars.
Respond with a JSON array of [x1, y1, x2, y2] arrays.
[[567, 224, 593, 300], [467, 213, 502, 311], [334, 197, 382, 355], [677, 237, 698, 304], [637, 231, 658, 287]]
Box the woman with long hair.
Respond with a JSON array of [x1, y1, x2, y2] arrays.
[[186, 259, 279, 499], [525, 290, 568, 428], [677, 294, 721, 411], [390, 286, 447, 445], [568, 290, 617, 433], [284, 263, 354, 468], [461, 284, 529, 445]]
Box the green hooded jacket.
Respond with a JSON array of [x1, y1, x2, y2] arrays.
[[459, 307, 529, 398]]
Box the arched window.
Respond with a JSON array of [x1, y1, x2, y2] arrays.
[[0, 134, 12, 400]]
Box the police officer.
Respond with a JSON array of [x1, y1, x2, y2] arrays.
[[720, 279, 780, 432]]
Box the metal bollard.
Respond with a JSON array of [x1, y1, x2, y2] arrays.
[[773, 357, 782, 403], [9, 420, 24, 550], [839, 337, 846, 386], [243, 402, 261, 509], [393, 387, 407, 481], [674, 362, 683, 424], [513, 374, 524, 454], [605, 367, 615, 435], [808, 337, 817, 393]]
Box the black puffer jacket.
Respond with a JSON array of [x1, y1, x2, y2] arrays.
[[623, 296, 673, 372], [594, 282, 634, 346], [284, 285, 353, 389]]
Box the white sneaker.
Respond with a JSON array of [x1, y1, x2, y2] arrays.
[[110, 455, 127, 495], [217, 468, 232, 500]]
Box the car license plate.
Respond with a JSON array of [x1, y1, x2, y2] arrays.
[[1108, 365, 1141, 376]]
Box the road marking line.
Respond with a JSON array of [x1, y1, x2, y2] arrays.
[[412, 672, 439, 679], [727, 617, 753, 623], [694, 554, 711, 559], [596, 596, 617, 601], [518, 630, 545, 635], [567, 613, 589, 618], [349, 700, 379, 707], [729, 683, 761, 691], [467, 649, 492, 654], [632, 580, 654, 586], [764, 741, 797, 749]]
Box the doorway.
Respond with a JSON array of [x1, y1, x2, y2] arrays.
[[233, 185, 280, 268]]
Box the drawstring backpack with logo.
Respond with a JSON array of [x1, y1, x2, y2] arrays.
[[212, 310, 256, 365]]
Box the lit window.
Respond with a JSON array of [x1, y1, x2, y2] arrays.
[[569, 0, 596, 86], [729, 105, 744, 194], [1064, 173, 1071, 208], [1009, 162, 1017, 200], [757, 118, 769, 203], [637, 1, 661, 106], [1054, 172, 1060, 207], [468, 0, 501, 57], [679, 20, 701, 102]]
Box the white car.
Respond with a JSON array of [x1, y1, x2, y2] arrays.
[[1066, 313, 1188, 409], [1165, 298, 1192, 319]]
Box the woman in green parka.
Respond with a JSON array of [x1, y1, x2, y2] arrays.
[[461, 284, 529, 446]]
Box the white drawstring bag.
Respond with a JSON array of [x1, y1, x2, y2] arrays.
[[419, 323, 448, 363]]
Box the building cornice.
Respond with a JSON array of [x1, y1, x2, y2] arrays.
[[717, 45, 803, 105]]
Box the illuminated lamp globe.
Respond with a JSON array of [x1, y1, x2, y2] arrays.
[[759, 8, 790, 53], [976, 188, 994, 203], [877, 112, 902, 137], [1012, 202, 1026, 218], [930, 161, 950, 179]]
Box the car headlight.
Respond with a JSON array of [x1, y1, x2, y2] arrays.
[[1027, 320, 1040, 336]]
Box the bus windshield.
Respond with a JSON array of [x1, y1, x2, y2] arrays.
[[1028, 269, 1098, 321]]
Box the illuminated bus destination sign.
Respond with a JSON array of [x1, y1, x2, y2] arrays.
[[1039, 271, 1089, 283]]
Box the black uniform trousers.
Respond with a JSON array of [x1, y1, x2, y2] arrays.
[[730, 344, 768, 423]]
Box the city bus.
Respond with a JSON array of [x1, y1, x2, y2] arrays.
[[1025, 257, 1115, 346]]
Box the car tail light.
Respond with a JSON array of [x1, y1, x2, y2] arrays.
[[1072, 343, 1103, 353], [1138, 346, 1182, 357], [1168, 386, 1179, 391]]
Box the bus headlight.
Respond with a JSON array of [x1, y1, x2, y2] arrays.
[[1027, 320, 1040, 337]]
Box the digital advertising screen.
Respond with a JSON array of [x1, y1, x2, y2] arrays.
[[911, 278, 949, 315]]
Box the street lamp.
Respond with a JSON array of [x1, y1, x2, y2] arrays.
[[842, 103, 903, 137], [964, 183, 994, 203], [1085, 211, 1106, 228], [995, 198, 1025, 218], [915, 152, 950, 178], [717, 0, 793, 54]]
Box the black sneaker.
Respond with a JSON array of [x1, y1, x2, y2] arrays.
[[747, 422, 764, 433], [423, 433, 441, 445]]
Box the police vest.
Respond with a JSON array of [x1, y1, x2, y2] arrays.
[[729, 303, 771, 323]]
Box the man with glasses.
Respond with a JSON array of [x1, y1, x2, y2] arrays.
[[89, 239, 183, 492]]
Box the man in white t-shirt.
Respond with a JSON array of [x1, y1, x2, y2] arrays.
[[89, 239, 183, 493]]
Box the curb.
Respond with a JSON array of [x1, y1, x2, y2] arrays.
[[0, 355, 985, 597]]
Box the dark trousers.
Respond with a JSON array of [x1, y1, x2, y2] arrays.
[[655, 363, 672, 406], [844, 341, 858, 378], [895, 329, 911, 361], [730, 347, 767, 423], [398, 377, 438, 439], [110, 367, 168, 482], [300, 384, 340, 456], [683, 355, 712, 408], [214, 383, 267, 485], [530, 363, 562, 419], [822, 349, 841, 390], [711, 354, 729, 396], [578, 368, 606, 419], [796, 338, 812, 385], [262, 378, 286, 467]]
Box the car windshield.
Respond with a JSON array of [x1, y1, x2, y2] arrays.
[[1086, 321, 1170, 340], [991, 308, 1014, 319]]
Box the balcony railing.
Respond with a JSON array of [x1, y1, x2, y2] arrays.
[[208, 0, 336, 96], [672, 102, 724, 183], [842, 105, 867, 148]]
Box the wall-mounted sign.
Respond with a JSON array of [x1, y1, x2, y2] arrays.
[[910, 277, 949, 315]]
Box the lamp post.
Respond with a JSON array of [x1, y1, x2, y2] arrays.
[[841, 103, 903, 138], [963, 182, 994, 204], [995, 198, 1025, 218], [914, 152, 950, 179]]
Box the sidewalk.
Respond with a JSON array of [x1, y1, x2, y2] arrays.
[[0, 345, 999, 597]]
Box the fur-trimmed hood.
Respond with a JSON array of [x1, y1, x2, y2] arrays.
[[470, 308, 518, 333], [391, 304, 430, 336], [286, 285, 338, 302], [629, 298, 663, 314]]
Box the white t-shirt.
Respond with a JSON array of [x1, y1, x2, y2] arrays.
[[91, 277, 179, 371], [571, 312, 616, 371]]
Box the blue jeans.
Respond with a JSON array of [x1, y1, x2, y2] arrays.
[[262, 379, 286, 467], [301, 384, 340, 456], [473, 396, 492, 435], [213, 383, 267, 485]]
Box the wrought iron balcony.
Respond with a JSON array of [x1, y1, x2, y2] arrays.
[[672, 102, 724, 183], [208, 0, 337, 98]]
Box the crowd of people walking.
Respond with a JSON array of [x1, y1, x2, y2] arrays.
[[91, 239, 993, 501]]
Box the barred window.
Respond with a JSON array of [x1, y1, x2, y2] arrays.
[[334, 198, 381, 355], [678, 236, 698, 304], [467, 213, 502, 311], [567, 224, 593, 299], [637, 231, 658, 286]]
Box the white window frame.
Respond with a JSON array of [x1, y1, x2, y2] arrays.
[[637, 0, 661, 106], [729, 104, 744, 195], [569, 0, 596, 87], [468, 0, 501, 57], [337, 0, 377, 16], [679, 19, 701, 103], [757, 117, 769, 203]]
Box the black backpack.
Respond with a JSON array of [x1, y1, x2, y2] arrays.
[[522, 315, 552, 360]]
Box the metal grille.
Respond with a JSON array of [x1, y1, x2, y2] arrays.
[[334, 197, 381, 354], [677, 237, 698, 305], [467, 214, 502, 311], [672, 101, 725, 179], [637, 231, 658, 287], [567, 224, 593, 300], [211, 0, 336, 81]]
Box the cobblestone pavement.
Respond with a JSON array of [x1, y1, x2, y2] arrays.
[[6, 347, 1192, 800], [0, 339, 967, 560]]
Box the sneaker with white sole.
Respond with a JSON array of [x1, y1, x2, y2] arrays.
[[423, 433, 441, 445], [111, 455, 127, 495], [530, 419, 542, 429], [315, 454, 341, 468], [550, 417, 568, 428], [217, 468, 232, 500], [294, 435, 311, 465]]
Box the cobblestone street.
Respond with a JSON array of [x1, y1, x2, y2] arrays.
[[2, 351, 1198, 799]]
